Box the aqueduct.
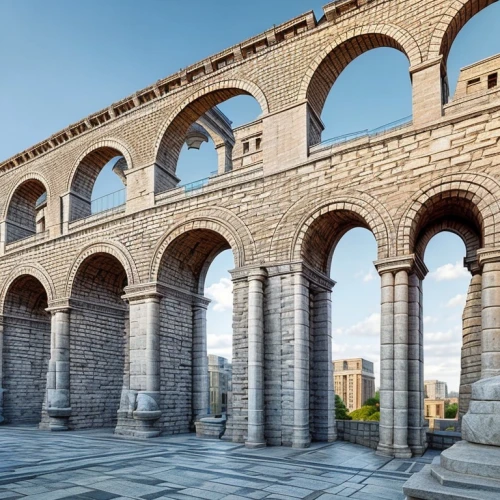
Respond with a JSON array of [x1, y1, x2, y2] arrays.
[[1, 0, 500, 496]]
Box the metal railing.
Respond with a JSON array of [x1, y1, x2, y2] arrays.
[[312, 115, 413, 152], [91, 188, 126, 215]]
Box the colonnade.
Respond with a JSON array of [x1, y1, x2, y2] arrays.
[[2, 248, 500, 456]]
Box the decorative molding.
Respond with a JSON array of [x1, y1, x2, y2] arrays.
[[477, 248, 500, 267], [374, 254, 428, 279]]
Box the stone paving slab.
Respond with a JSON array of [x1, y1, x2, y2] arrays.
[[0, 427, 438, 499]]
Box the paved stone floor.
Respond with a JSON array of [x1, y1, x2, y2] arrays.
[[0, 426, 440, 500]]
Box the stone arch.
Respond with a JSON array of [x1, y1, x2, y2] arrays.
[[66, 138, 133, 221], [153, 79, 269, 179], [428, 0, 497, 64], [270, 190, 395, 272], [415, 219, 481, 262], [298, 24, 422, 117], [396, 173, 500, 255], [65, 240, 139, 298], [2, 172, 50, 221], [150, 207, 255, 282], [0, 263, 55, 315]]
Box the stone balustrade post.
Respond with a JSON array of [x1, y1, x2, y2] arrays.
[[192, 300, 210, 423], [45, 305, 72, 431], [246, 268, 267, 448], [293, 271, 311, 448]]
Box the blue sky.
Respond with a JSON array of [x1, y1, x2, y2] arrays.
[[1, 1, 500, 393]]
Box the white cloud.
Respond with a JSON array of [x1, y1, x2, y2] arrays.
[[428, 261, 469, 281], [424, 315, 438, 325], [425, 330, 455, 344], [344, 313, 380, 337], [205, 278, 233, 312], [363, 269, 376, 282], [446, 294, 466, 308]]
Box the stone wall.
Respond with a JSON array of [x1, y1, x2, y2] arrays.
[[426, 430, 462, 451], [336, 420, 380, 450]]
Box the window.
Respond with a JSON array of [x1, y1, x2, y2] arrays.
[[466, 77, 481, 94], [256, 137, 262, 150], [243, 141, 250, 154], [488, 73, 498, 89]]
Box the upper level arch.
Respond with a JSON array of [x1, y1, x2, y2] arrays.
[[429, 0, 497, 66], [298, 24, 422, 118], [3, 173, 50, 244], [396, 173, 500, 255], [67, 139, 134, 222], [153, 79, 268, 184]]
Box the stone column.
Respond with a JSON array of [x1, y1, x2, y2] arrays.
[[377, 270, 395, 456], [293, 272, 310, 448], [311, 289, 336, 442], [462, 249, 500, 445], [117, 286, 162, 438], [459, 260, 482, 420], [45, 306, 72, 431], [192, 301, 210, 423], [246, 268, 267, 448], [407, 271, 426, 456], [376, 256, 422, 458], [0, 320, 4, 424]]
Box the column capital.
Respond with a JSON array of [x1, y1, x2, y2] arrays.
[[409, 55, 443, 76], [46, 298, 71, 314], [264, 261, 335, 292], [122, 282, 163, 303], [464, 256, 481, 275], [374, 254, 428, 279], [477, 248, 500, 267], [247, 268, 268, 282]]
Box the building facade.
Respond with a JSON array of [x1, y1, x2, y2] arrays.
[[424, 380, 448, 400], [0, 5, 499, 493], [208, 355, 232, 416], [333, 358, 376, 412]]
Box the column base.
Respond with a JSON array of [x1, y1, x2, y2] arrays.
[[376, 443, 396, 457], [245, 441, 267, 449], [115, 411, 161, 439], [47, 407, 71, 431]]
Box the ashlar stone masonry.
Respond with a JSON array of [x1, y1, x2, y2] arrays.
[[1, 1, 500, 497]]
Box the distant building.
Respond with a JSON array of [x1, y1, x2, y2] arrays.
[[424, 380, 448, 400], [333, 358, 375, 412], [208, 355, 232, 416], [425, 397, 459, 429], [454, 53, 500, 99]]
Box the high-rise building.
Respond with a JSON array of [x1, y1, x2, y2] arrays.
[[424, 380, 448, 400], [208, 355, 232, 416], [333, 358, 375, 412]]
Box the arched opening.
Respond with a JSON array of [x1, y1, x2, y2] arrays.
[[331, 229, 380, 421], [69, 147, 127, 222], [176, 95, 262, 189], [204, 250, 234, 418], [2, 275, 50, 425], [69, 253, 128, 429], [438, 1, 500, 101], [155, 86, 266, 193], [297, 209, 380, 444], [410, 190, 483, 441], [6, 179, 47, 243], [156, 228, 238, 436], [303, 33, 414, 147], [420, 232, 470, 432]]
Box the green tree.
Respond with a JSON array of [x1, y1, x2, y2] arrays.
[[335, 395, 351, 420], [445, 402, 458, 419], [363, 391, 380, 408], [350, 405, 377, 421]]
